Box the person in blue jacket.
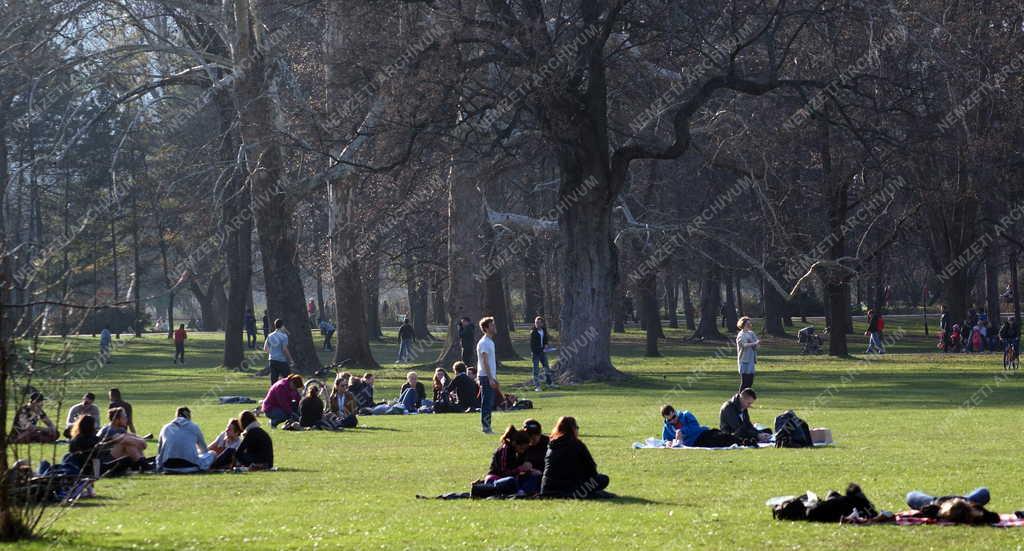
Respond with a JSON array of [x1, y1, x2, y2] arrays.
[[660, 404, 752, 448]]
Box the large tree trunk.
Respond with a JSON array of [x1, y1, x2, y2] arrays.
[[217, 81, 251, 368], [523, 250, 545, 323], [431, 268, 447, 324], [1011, 253, 1021, 324], [232, 0, 319, 372], [406, 267, 432, 340], [639, 271, 661, 356], [762, 262, 787, 336], [612, 277, 626, 333], [693, 269, 723, 340], [325, 1, 378, 370], [820, 116, 849, 355], [365, 256, 383, 340], [484, 271, 520, 360], [555, 152, 622, 381], [681, 277, 696, 330], [826, 280, 850, 355], [436, 163, 486, 368], [722, 273, 739, 330], [734, 271, 744, 315], [664, 268, 679, 329]]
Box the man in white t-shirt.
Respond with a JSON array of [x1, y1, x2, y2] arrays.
[[264, 318, 294, 384], [476, 316, 498, 434]]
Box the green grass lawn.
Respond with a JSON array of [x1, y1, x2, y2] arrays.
[[5, 319, 1023, 550]]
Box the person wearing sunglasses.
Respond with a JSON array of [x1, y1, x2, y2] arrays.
[[660, 404, 752, 448]]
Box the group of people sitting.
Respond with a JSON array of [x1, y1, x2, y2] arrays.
[[11, 389, 145, 445], [261, 361, 520, 427], [480, 416, 610, 498], [660, 388, 771, 448], [27, 387, 273, 477]]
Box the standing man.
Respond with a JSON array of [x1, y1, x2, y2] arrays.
[[396, 317, 415, 364], [244, 309, 258, 349], [264, 319, 294, 384], [865, 309, 885, 354], [99, 325, 113, 364], [458, 317, 476, 366], [529, 316, 555, 392], [173, 323, 188, 364], [319, 318, 335, 351], [262, 311, 270, 341], [476, 316, 498, 434]]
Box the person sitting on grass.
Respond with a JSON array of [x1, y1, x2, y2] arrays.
[[437, 362, 480, 412], [484, 425, 542, 496], [236, 410, 273, 469], [99, 406, 150, 469], [64, 414, 110, 474], [156, 407, 216, 473], [661, 404, 751, 448], [108, 388, 147, 437], [540, 416, 610, 498], [719, 388, 772, 443], [432, 367, 450, 403], [64, 392, 100, 438], [328, 377, 359, 428], [299, 385, 340, 430], [398, 371, 426, 411], [522, 419, 549, 472], [208, 418, 243, 470], [261, 374, 303, 428], [12, 392, 58, 444], [349, 372, 377, 411]]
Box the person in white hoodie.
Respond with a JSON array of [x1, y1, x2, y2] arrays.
[[156, 407, 215, 473], [735, 317, 760, 391]]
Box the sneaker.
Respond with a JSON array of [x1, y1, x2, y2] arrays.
[[482, 428, 494, 435]]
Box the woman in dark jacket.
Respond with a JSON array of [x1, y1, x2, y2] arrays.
[[298, 385, 329, 429], [236, 410, 274, 469], [540, 416, 609, 498]]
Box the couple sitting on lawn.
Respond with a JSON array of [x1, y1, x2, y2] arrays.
[[482, 417, 610, 498], [661, 388, 772, 448], [155, 408, 273, 473]]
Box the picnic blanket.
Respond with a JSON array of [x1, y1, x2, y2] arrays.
[[632, 438, 832, 450], [415, 490, 618, 501]]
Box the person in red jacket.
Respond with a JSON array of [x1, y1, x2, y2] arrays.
[[173, 324, 188, 364]]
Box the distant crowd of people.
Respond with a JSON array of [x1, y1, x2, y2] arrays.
[[938, 307, 1020, 354]]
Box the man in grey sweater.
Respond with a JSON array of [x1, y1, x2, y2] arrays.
[[156, 407, 214, 473]]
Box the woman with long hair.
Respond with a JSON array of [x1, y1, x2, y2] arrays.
[[484, 425, 540, 496], [540, 416, 609, 498], [735, 316, 760, 390]]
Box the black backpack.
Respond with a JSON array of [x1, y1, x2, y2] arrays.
[[773, 410, 813, 448]]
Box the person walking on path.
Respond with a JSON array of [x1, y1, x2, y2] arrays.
[[529, 316, 555, 391], [244, 310, 258, 349], [735, 316, 759, 391], [100, 325, 113, 363], [865, 309, 885, 354], [396, 317, 415, 363], [264, 319, 294, 384], [477, 317, 498, 434], [173, 324, 188, 364]]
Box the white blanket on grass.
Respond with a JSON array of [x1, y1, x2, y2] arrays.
[[632, 438, 832, 450]]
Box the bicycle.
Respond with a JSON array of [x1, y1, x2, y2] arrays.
[[1003, 341, 1019, 370]]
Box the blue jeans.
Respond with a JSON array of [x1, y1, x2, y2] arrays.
[[479, 376, 493, 432], [866, 331, 885, 353], [906, 487, 989, 509], [397, 338, 412, 362], [266, 407, 296, 428], [398, 388, 418, 411], [532, 352, 552, 386]]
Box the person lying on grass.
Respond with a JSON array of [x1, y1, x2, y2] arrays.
[[484, 425, 542, 496], [719, 388, 772, 443], [157, 406, 220, 473], [99, 406, 151, 469], [262, 374, 303, 428], [541, 416, 610, 498], [236, 410, 273, 469], [660, 404, 754, 448]]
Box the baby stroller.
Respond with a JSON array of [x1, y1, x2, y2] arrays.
[[798, 326, 823, 354]]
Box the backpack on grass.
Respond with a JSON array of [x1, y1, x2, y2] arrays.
[[773, 410, 813, 448]]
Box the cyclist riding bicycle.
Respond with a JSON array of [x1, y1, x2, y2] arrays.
[[998, 318, 1020, 354]]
